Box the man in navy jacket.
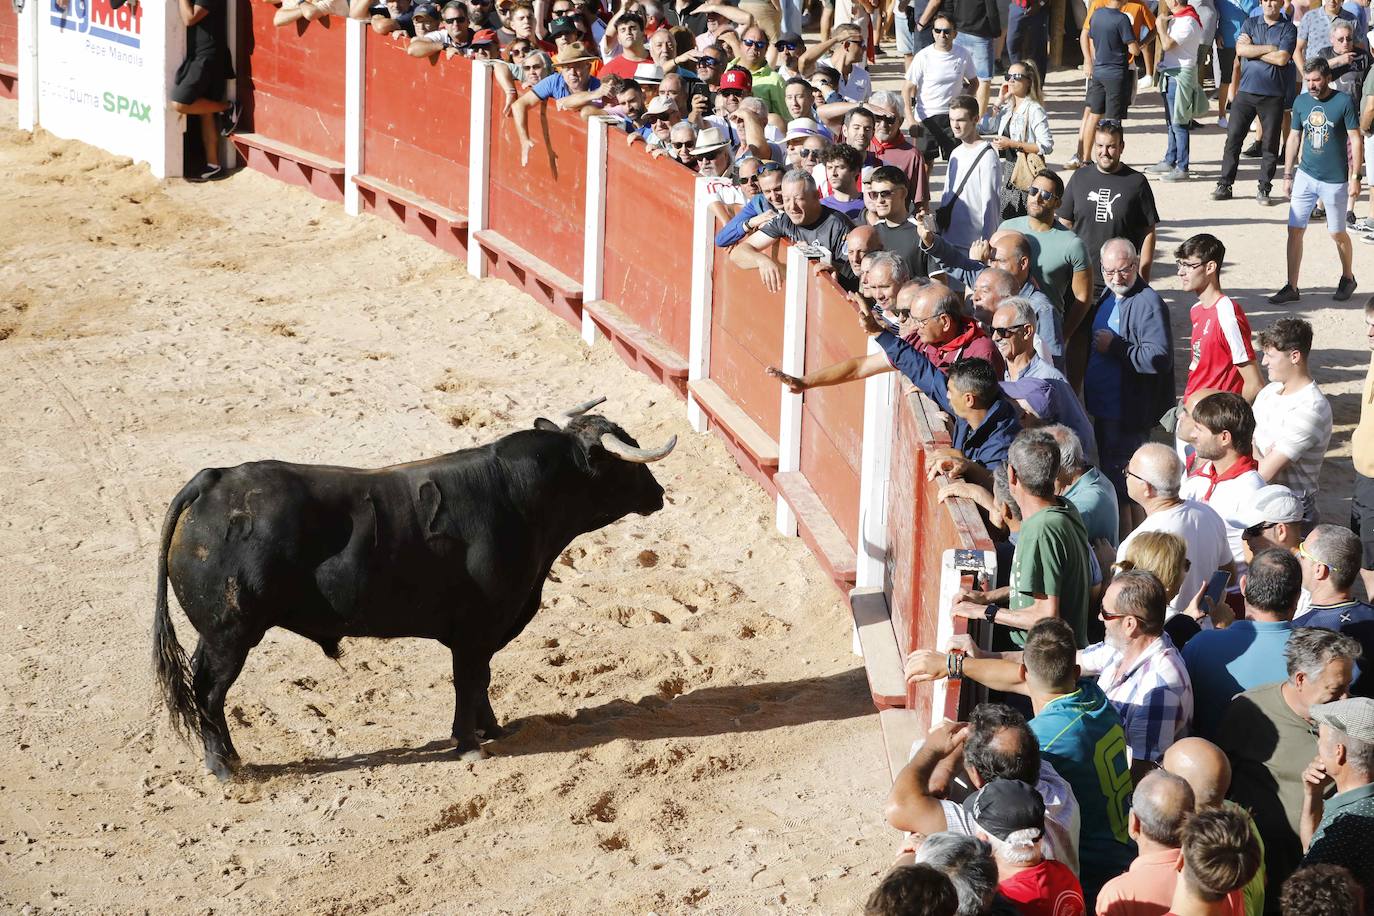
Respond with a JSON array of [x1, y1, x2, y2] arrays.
[[862, 283, 1022, 485]]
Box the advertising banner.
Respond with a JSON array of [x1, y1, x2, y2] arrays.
[[37, 0, 179, 177]]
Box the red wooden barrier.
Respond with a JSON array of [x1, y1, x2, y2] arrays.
[[357, 34, 470, 257], [0, 1, 18, 100], [584, 133, 694, 395], [233, 6, 347, 200], [688, 241, 785, 494], [479, 90, 588, 327], [885, 382, 994, 722]]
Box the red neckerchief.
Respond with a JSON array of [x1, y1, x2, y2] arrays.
[[870, 135, 910, 157], [938, 320, 986, 357], [1190, 454, 1259, 502], [1171, 4, 1202, 25]]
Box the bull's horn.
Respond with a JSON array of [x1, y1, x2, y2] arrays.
[[555, 396, 607, 427], [600, 433, 677, 463]]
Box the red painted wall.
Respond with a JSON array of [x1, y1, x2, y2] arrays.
[[799, 271, 866, 551], [601, 136, 694, 359], [0, 0, 17, 98], [240, 4, 347, 162], [708, 243, 786, 441], [486, 91, 586, 282], [361, 33, 471, 213]]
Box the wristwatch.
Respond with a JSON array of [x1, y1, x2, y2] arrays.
[[984, 605, 999, 623]]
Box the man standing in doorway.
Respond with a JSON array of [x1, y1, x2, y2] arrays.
[[172, 0, 237, 182]]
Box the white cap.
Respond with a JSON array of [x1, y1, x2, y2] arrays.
[[1226, 484, 1305, 530], [783, 117, 825, 143]]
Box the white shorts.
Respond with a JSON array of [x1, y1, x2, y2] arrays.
[[1288, 169, 1349, 232]]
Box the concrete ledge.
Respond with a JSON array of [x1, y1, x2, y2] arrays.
[[583, 298, 689, 397], [775, 471, 857, 594], [850, 585, 907, 709], [231, 132, 345, 174], [353, 174, 466, 227], [878, 708, 923, 783]]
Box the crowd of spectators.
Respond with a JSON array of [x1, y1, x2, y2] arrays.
[[240, 0, 1374, 911]]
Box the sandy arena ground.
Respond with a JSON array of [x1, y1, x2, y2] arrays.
[[0, 59, 1370, 914]]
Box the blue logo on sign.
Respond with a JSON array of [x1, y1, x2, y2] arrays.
[[50, 0, 143, 49]]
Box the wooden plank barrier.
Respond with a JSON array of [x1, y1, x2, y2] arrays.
[[232, 5, 347, 200], [775, 268, 865, 592], [478, 87, 588, 328], [689, 236, 787, 494], [0, 0, 17, 99], [583, 133, 695, 396], [356, 32, 470, 257]]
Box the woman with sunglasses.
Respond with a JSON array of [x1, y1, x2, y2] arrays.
[[982, 61, 1053, 216]]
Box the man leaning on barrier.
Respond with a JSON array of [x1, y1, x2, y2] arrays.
[[509, 42, 601, 166]]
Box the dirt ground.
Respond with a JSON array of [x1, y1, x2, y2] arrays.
[[0, 59, 1370, 916]]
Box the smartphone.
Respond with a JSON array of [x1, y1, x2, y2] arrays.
[[1203, 569, 1231, 609]]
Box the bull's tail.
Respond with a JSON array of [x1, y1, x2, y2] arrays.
[[153, 469, 219, 746]]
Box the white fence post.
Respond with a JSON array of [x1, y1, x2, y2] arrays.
[[775, 246, 809, 536], [580, 116, 608, 346], [342, 17, 365, 216], [16, 0, 37, 131], [465, 60, 492, 278], [855, 341, 894, 588], [686, 180, 714, 433]]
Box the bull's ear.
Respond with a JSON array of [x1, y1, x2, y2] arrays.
[[534, 417, 560, 431]]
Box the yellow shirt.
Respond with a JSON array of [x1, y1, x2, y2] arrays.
[[1355, 352, 1374, 477]]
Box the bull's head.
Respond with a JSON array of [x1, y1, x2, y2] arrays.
[[535, 397, 676, 519]]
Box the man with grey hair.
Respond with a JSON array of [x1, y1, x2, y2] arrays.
[[1085, 237, 1174, 523], [912, 833, 1005, 916], [731, 167, 856, 292], [1097, 771, 1212, 915], [1118, 442, 1234, 617], [866, 90, 929, 205], [1218, 626, 1362, 905], [1043, 424, 1115, 546], [861, 251, 912, 323], [1295, 525, 1374, 698], [661, 121, 698, 168], [1300, 696, 1374, 898]]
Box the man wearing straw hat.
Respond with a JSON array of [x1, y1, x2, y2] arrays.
[[510, 42, 600, 165]]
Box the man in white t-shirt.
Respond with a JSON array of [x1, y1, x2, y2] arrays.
[[1119, 443, 1235, 616], [1149, 0, 1204, 182], [1180, 392, 1266, 580], [901, 14, 979, 162], [939, 94, 1002, 251], [1252, 317, 1333, 521]]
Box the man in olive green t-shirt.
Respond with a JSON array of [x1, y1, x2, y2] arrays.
[[955, 429, 1094, 647]]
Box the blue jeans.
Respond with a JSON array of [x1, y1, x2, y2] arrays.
[[1162, 74, 1190, 172], [1006, 3, 1048, 79]]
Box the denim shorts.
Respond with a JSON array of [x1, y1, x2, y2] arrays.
[[954, 32, 995, 79], [1289, 169, 1349, 232]]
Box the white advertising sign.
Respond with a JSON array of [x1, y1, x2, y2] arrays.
[[36, 0, 180, 177]]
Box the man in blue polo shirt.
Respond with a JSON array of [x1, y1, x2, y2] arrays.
[[509, 42, 600, 166], [1184, 547, 1302, 738], [1215, 0, 1297, 205], [862, 284, 1021, 481]]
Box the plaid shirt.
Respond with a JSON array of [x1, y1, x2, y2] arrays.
[[1080, 634, 1193, 763]]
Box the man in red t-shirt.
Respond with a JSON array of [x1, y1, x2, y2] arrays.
[[965, 778, 1085, 916], [1176, 233, 1263, 404], [597, 9, 651, 79]]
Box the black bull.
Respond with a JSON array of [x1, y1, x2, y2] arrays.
[[153, 401, 675, 779]]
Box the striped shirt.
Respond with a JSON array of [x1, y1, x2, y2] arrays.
[[1252, 380, 1332, 503], [1080, 634, 1194, 764]]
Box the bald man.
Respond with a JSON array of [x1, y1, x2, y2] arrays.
[[1097, 771, 1209, 916], [1117, 442, 1236, 616], [915, 223, 1065, 369], [1164, 737, 1268, 916], [844, 224, 883, 293]]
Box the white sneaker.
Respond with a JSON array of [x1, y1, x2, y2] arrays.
[[1217, 115, 1229, 129], [1138, 74, 1155, 89]]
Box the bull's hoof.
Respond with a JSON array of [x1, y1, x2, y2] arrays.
[[476, 720, 520, 742], [457, 746, 491, 763], [206, 754, 240, 783]]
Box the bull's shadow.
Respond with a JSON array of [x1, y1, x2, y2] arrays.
[[243, 667, 873, 780]]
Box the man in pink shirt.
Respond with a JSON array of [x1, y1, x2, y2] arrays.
[[1097, 770, 1246, 916]]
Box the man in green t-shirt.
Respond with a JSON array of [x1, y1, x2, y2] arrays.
[[955, 429, 1095, 647], [1271, 57, 1364, 304]]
